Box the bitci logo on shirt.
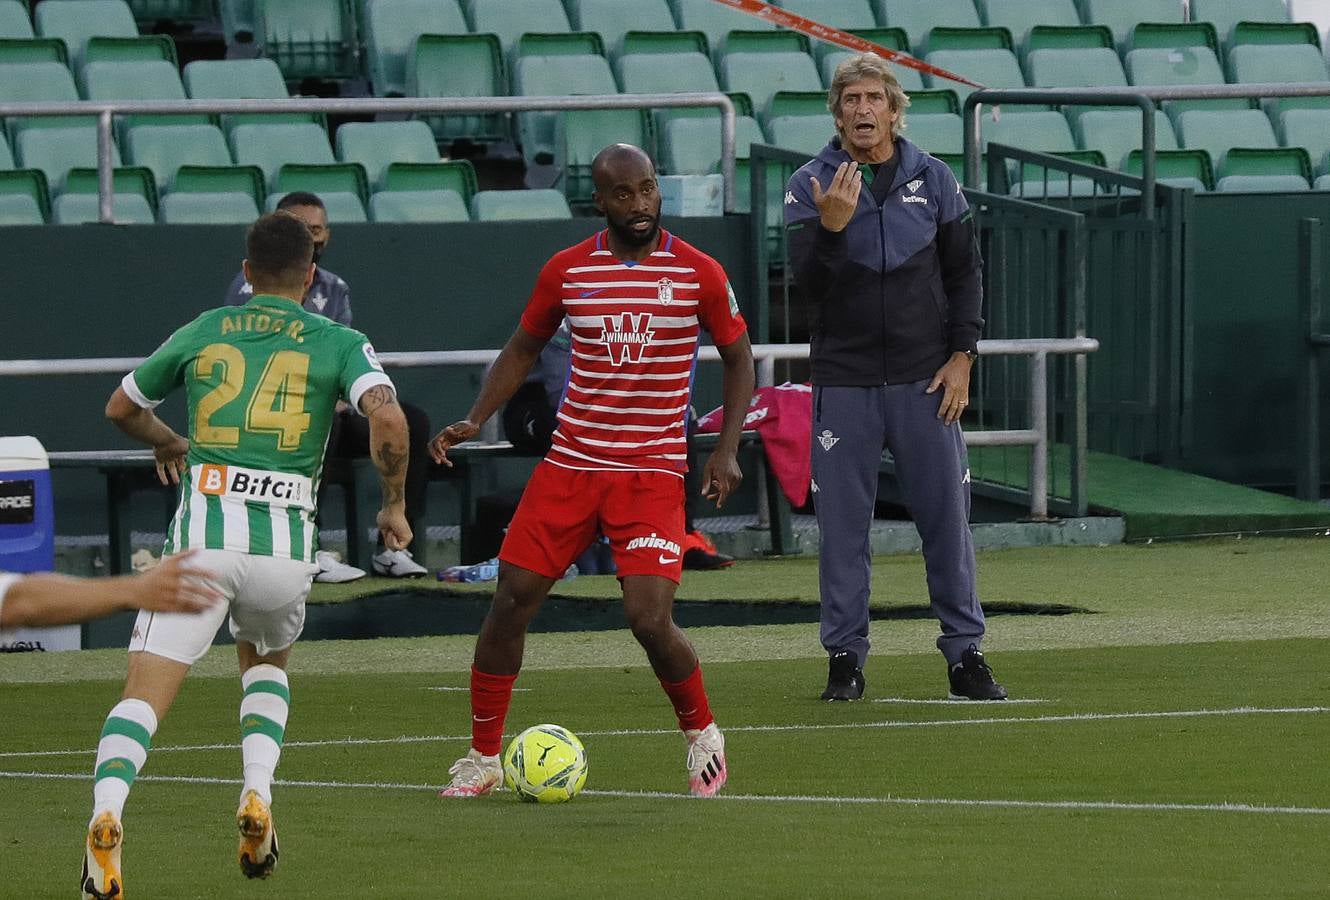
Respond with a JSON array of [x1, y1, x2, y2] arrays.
[[600, 312, 655, 366]]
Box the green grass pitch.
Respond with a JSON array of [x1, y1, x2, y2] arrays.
[[2, 538, 1328, 897]]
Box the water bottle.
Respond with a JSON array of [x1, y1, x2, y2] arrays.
[[437, 557, 500, 583]]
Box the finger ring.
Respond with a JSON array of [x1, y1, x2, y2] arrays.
[[959, 401, 968, 406]]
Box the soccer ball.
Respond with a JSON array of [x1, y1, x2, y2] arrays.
[[502, 724, 588, 803]]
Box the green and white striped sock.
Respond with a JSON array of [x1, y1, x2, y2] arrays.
[[91, 698, 157, 825], [240, 664, 289, 806]]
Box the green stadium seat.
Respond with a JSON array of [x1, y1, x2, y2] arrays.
[[51, 191, 154, 223], [1082, 0, 1183, 48], [907, 89, 960, 114], [1288, 0, 1330, 44], [158, 190, 259, 223], [264, 189, 365, 222], [515, 31, 605, 59], [255, 0, 357, 80], [821, 50, 924, 91], [273, 162, 368, 205], [470, 0, 571, 57], [815, 27, 906, 67], [368, 188, 469, 223], [183, 59, 320, 132], [409, 33, 508, 144], [0, 37, 68, 64], [1025, 46, 1126, 91], [673, 0, 775, 54], [1215, 173, 1311, 191], [471, 188, 573, 221], [335, 121, 439, 189], [1219, 146, 1313, 182], [1228, 21, 1323, 48], [33, 0, 137, 69], [556, 107, 650, 205], [14, 124, 121, 188], [0, 0, 34, 38], [720, 51, 821, 119], [1123, 147, 1215, 190], [875, 0, 981, 53], [84, 35, 177, 66], [923, 48, 1028, 109], [229, 122, 336, 188], [0, 61, 90, 138], [1174, 108, 1277, 168], [619, 50, 722, 134], [124, 123, 232, 191], [571, 0, 675, 57], [62, 164, 156, 212], [978, 0, 1082, 49], [776, 0, 878, 31], [1025, 24, 1114, 56], [767, 115, 829, 155], [361, 0, 467, 97], [619, 30, 709, 57], [766, 90, 829, 124], [1189, 0, 1289, 45], [1129, 21, 1219, 53], [79, 60, 209, 142], [658, 114, 763, 175], [0, 167, 50, 220], [1125, 47, 1250, 120], [721, 29, 809, 55], [0, 192, 44, 224], [979, 109, 1077, 173], [921, 26, 1013, 53], [1316, 174, 1330, 190], [1227, 45, 1330, 114], [513, 53, 617, 167], [172, 164, 265, 205], [379, 159, 478, 203], [904, 112, 962, 155], [1279, 109, 1330, 176], [123, 0, 215, 26], [1075, 108, 1178, 169]]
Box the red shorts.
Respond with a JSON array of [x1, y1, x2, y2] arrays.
[[499, 461, 685, 583]]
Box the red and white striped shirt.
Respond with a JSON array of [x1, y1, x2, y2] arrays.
[[520, 229, 748, 475]]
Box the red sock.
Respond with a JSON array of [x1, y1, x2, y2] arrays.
[[470, 665, 518, 756], [659, 665, 714, 733]]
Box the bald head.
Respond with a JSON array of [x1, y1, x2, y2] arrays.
[[592, 143, 662, 254], [591, 143, 655, 190]]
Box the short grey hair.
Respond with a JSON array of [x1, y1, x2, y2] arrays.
[[827, 52, 911, 138]]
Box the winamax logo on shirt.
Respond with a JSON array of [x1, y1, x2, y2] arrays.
[[0, 479, 35, 525], [600, 312, 656, 366], [197, 464, 309, 506]]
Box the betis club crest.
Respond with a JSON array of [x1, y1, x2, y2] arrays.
[[657, 277, 673, 305]]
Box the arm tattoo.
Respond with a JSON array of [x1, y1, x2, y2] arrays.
[[374, 440, 408, 506], [359, 384, 399, 416]]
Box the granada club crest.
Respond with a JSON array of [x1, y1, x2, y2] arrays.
[[657, 277, 673, 305], [600, 312, 655, 366]]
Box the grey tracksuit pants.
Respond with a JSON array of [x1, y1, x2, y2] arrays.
[[811, 381, 986, 667]]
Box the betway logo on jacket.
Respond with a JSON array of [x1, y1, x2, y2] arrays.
[[196, 464, 311, 507], [600, 312, 655, 366]]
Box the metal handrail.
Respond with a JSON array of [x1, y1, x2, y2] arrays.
[[0, 93, 738, 221]]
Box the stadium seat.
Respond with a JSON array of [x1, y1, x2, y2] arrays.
[[33, 0, 136, 69], [515, 31, 605, 60], [158, 190, 259, 223], [903, 112, 963, 155], [767, 115, 829, 155], [1189, 0, 1289, 45], [1218, 146, 1313, 183], [979, 0, 1081, 49], [0, 0, 34, 39], [821, 49, 924, 91], [183, 58, 319, 132], [876, 0, 981, 53], [471, 188, 573, 221], [776, 0, 878, 31], [1228, 21, 1322, 49], [264, 188, 365, 222], [335, 121, 439, 189], [619, 50, 722, 134], [1125, 47, 1250, 120], [1075, 108, 1178, 169], [619, 29, 709, 57], [1123, 147, 1214, 190], [979, 109, 1077, 186], [908, 89, 961, 115], [1128, 21, 1219, 53], [62, 164, 156, 212], [658, 114, 763, 176], [125, 123, 232, 191], [923, 48, 1028, 109], [721, 29, 809, 55], [1174, 108, 1277, 170], [1316, 173, 1330, 190], [1227, 44, 1330, 114], [0, 168, 51, 221], [556, 107, 650, 205], [379, 159, 477, 202], [362, 0, 467, 97], [1279, 109, 1330, 178], [470, 0, 571, 58], [0, 36, 68, 64], [83, 35, 176, 66], [1288, 0, 1330, 46], [674, 0, 775, 54], [368, 188, 469, 222], [1215, 173, 1311, 191], [0, 192, 44, 224], [1025, 46, 1126, 91], [171, 164, 265, 205], [720, 51, 821, 120], [255, 0, 357, 80], [1082, 0, 1183, 48], [409, 34, 508, 144], [51, 191, 154, 223], [123, 0, 215, 26], [571, 0, 675, 57], [14, 124, 120, 189], [229, 122, 336, 189], [79, 60, 209, 141], [513, 53, 617, 167], [1024, 24, 1114, 56], [766, 90, 829, 124], [273, 162, 368, 206], [0, 61, 90, 138], [920, 25, 1012, 53]]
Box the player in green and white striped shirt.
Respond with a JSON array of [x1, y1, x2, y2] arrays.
[[80, 213, 412, 900]]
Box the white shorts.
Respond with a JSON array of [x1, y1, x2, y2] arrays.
[[129, 550, 319, 665]]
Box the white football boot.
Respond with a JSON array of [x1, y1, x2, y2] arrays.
[[438, 748, 503, 798], [684, 722, 728, 798]]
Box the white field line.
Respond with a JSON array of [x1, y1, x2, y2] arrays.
[[1, 705, 1325, 761], [423, 686, 530, 692], [1, 770, 1326, 817], [872, 697, 1052, 704]]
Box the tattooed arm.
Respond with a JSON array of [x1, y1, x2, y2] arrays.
[[360, 383, 413, 551]]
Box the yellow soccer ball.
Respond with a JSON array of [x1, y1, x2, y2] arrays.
[[502, 724, 588, 803]]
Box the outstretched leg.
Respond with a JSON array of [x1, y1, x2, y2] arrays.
[[235, 642, 290, 879]]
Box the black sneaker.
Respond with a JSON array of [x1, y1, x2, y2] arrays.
[[820, 651, 865, 701], [948, 644, 1007, 700]]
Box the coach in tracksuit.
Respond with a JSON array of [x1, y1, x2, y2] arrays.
[[785, 53, 1006, 702]]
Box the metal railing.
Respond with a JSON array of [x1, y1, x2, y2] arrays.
[[0, 337, 1099, 517], [1299, 217, 1327, 501], [0, 93, 738, 220]]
